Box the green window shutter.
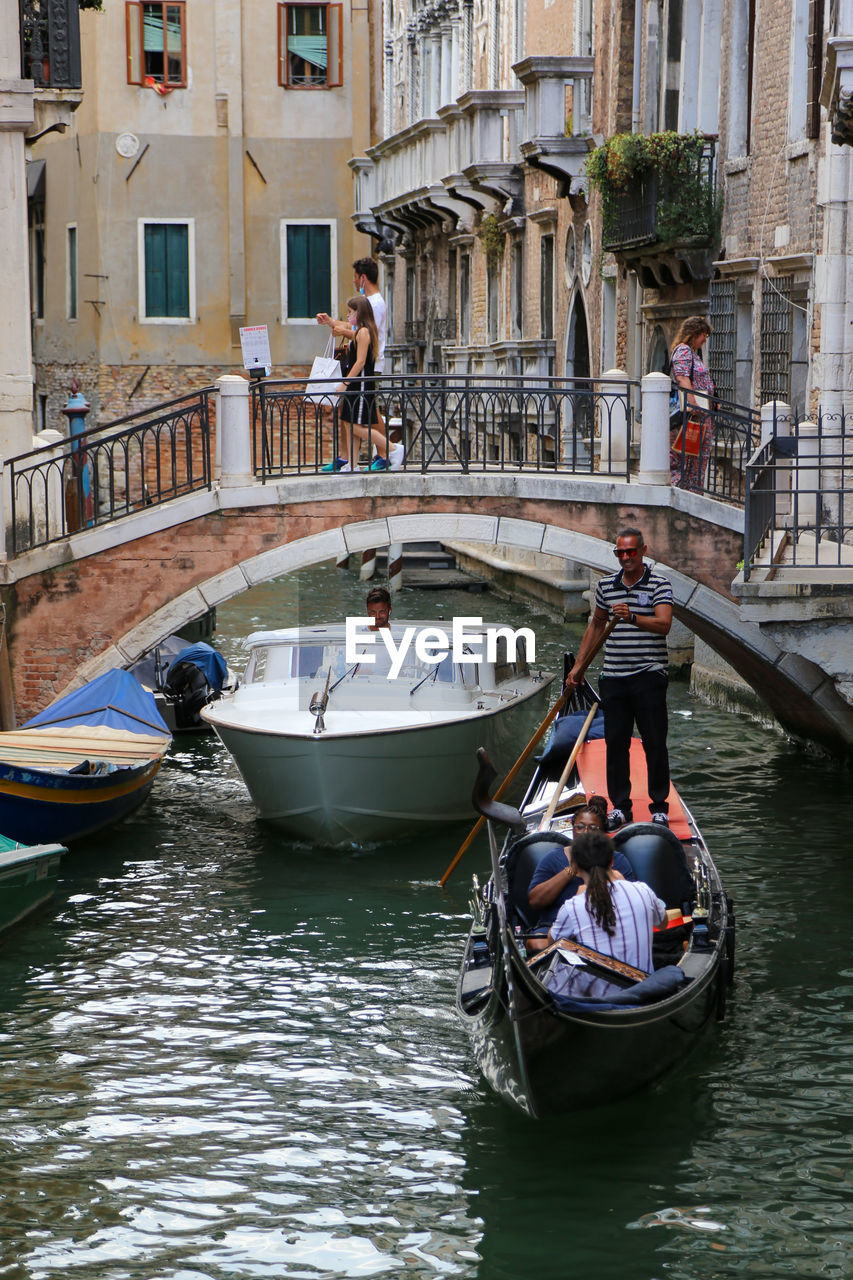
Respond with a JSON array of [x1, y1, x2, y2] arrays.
[[287, 224, 331, 317], [144, 222, 189, 317]]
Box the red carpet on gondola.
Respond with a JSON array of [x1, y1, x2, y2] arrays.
[[576, 738, 691, 840]]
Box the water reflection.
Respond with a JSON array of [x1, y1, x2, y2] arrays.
[[0, 562, 852, 1279]]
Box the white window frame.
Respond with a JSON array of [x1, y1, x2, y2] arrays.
[[137, 217, 197, 325], [66, 222, 78, 322], [279, 217, 337, 325]]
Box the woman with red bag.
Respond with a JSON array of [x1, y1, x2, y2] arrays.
[[669, 316, 714, 493]]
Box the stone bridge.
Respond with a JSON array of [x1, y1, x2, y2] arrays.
[[2, 468, 852, 754]]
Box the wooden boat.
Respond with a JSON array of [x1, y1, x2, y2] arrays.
[[202, 622, 554, 845], [456, 670, 735, 1116], [0, 834, 66, 938], [0, 669, 171, 845]]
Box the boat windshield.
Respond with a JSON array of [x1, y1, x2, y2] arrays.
[[243, 641, 460, 686]]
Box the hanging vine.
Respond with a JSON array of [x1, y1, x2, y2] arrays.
[[478, 213, 506, 267]]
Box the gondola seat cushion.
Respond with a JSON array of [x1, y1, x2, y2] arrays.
[[506, 831, 573, 929], [549, 964, 687, 1011], [612, 823, 694, 910]]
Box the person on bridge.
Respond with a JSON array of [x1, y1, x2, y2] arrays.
[[670, 315, 715, 493], [565, 528, 673, 830]]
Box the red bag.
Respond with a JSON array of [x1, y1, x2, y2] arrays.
[[671, 412, 704, 458]]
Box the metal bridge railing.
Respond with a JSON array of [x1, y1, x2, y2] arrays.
[[668, 393, 761, 505], [5, 388, 213, 556], [252, 374, 638, 482], [744, 406, 853, 580]]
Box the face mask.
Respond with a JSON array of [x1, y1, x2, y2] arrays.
[[359, 285, 365, 295]]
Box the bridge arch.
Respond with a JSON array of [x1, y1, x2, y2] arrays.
[[7, 492, 844, 752]]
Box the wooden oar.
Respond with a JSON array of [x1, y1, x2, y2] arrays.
[[438, 615, 616, 887], [438, 690, 567, 887], [527, 937, 648, 984]]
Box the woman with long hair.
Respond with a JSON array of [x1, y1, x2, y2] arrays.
[[546, 831, 667, 973], [323, 295, 391, 472], [669, 315, 715, 493], [524, 797, 636, 953]]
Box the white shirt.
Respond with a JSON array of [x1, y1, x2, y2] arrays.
[[550, 879, 667, 974], [367, 292, 387, 373]]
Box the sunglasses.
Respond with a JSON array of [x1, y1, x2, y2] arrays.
[[613, 546, 642, 558]]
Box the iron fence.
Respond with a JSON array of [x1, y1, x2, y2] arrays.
[[20, 0, 82, 88], [253, 374, 638, 481], [6, 389, 213, 556], [604, 138, 717, 252], [744, 406, 853, 580], [668, 394, 761, 505]]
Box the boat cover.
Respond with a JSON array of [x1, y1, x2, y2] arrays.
[[22, 669, 171, 738], [537, 709, 606, 771], [166, 643, 228, 692]]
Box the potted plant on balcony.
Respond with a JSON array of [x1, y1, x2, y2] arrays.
[[585, 130, 721, 251]]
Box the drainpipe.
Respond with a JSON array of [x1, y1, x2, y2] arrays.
[[632, 0, 643, 132]]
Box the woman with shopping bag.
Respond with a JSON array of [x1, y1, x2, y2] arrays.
[[668, 316, 715, 493], [320, 296, 393, 473]]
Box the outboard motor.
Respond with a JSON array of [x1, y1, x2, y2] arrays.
[[164, 659, 210, 730]]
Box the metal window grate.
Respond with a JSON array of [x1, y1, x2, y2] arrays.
[[708, 278, 736, 404], [760, 275, 792, 405]]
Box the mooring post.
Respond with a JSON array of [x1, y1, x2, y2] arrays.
[[388, 542, 404, 591]]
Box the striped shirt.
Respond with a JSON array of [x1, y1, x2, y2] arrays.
[[550, 879, 667, 973], [595, 564, 673, 677]]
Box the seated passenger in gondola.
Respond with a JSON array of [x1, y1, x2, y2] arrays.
[[525, 799, 636, 953], [547, 831, 667, 973]]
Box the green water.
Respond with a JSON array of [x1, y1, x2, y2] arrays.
[[1, 563, 852, 1279]]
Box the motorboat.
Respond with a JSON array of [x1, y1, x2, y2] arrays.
[[201, 622, 554, 845], [128, 637, 232, 732], [0, 669, 171, 845], [456, 666, 735, 1116]]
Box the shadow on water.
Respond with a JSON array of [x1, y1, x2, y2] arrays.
[[0, 563, 851, 1279]]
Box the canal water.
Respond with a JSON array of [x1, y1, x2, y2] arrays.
[[2, 563, 853, 1280]]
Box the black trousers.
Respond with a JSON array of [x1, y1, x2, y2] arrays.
[[598, 670, 670, 815]]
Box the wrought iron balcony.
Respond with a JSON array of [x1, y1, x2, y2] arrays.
[[20, 0, 82, 89], [601, 137, 719, 287], [404, 320, 426, 345]]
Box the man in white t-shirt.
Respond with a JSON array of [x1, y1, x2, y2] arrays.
[[316, 259, 403, 470]]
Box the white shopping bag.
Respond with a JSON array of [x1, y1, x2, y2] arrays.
[[304, 334, 342, 405]]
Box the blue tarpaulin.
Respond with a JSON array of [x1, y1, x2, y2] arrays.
[[23, 669, 171, 737], [166, 643, 228, 693]]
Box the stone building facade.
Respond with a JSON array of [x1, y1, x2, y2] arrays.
[[26, 0, 381, 432], [353, 0, 853, 428]]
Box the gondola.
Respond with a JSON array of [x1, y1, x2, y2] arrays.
[[456, 661, 735, 1117]]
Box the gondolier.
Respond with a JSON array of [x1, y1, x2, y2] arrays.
[[566, 528, 673, 829]]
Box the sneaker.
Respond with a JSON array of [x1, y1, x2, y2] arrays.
[[369, 456, 388, 471], [607, 808, 631, 831], [388, 444, 405, 470], [339, 462, 360, 473], [651, 812, 670, 827], [321, 457, 346, 473]]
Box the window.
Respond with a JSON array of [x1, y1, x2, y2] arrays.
[[278, 4, 342, 88], [540, 234, 554, 339], [281, 220, 335, 322], [67, 225, 78, 321], [511, 241, 523, 338], [126, 3, 187, 88], [487, 262, 499, 342], [138, 219, 195, 321], [459, 252, 471, 344], [29, 200, 45, 321]]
